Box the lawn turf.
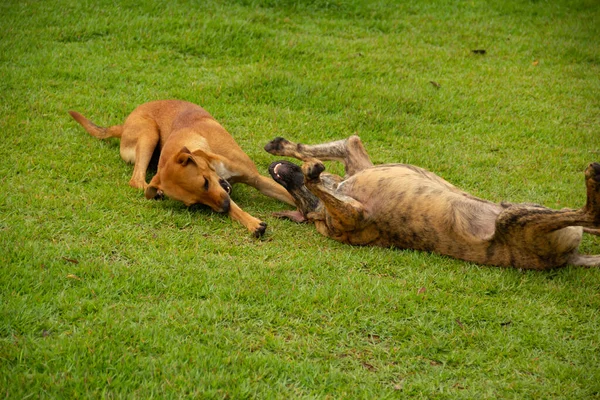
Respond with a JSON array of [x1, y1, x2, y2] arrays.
[[1, 0, 600, 398]]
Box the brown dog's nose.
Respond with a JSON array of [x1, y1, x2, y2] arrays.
[[220, 197, 231, 213]]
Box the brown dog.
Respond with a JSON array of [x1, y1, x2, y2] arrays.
[[69, 100, 294, 236], [265, 135, 600, 269]]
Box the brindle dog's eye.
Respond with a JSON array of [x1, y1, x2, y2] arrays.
[[203, 177, 209, 191]]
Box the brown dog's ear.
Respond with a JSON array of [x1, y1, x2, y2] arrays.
[[192, 148, 223, 163], [177, 147, 196, 166], [145, 185, 159, 199]]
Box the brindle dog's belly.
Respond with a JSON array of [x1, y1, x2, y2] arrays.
[[336, 164, 502, 258]]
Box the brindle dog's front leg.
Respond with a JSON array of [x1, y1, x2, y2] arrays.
[[265, 135, 373, 177], [302, 160, 366, 232]]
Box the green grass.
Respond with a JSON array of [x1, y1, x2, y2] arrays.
[[1, 0, 600, 398]]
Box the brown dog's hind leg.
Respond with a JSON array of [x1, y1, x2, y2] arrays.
[[265, 135, 373, 176], [120, 122, 161, 190]]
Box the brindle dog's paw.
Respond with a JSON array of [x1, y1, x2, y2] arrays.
[[303, 161, 325, 181], [254, 222, 267, 238], [584, 163, 600, 222], [585, 162, 600, 183], [269, 161, 303, 190], [264, 137, 292, 155]]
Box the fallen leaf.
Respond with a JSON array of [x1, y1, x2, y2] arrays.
[[417, 287, 427, 295], [532, 60, 539, 66], [66, 274, 81, 281], [455, 318, 464, 328], [430, 81, 441, 88], [362, 362, 377, 371], [368, 333, 381, 342], [62, 257, 79, 264]]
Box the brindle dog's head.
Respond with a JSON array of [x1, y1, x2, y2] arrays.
[[145, 147, 232, 212], [269, 160, 323, 222]]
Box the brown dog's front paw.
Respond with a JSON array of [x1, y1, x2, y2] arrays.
[[264, 137, 292, 155], [253, 221, 267, 238], [303, 161, 325, 181]]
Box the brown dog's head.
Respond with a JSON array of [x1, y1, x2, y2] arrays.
[[145, 147, 231, 212]]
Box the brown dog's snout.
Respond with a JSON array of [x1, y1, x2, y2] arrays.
[[219, 196, 231, 213]]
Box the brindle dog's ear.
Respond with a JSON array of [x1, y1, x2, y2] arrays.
[[177, 146, 197, 166]]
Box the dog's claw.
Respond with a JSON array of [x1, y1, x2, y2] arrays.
[[254, 222, 267, 238], [304, 162, 325, 181]]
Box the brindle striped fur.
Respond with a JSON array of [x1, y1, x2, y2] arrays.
[[265, 136, 600, 269]]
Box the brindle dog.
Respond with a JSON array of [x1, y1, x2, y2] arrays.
[[265, 135, 600, 269]]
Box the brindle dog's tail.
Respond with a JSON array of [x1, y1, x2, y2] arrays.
[[68, 110, 123, 139]]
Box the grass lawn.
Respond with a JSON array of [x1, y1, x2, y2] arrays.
[[1, 0, 600, 398]]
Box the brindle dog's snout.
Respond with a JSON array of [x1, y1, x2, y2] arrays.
[[269, 161, 304, 190]]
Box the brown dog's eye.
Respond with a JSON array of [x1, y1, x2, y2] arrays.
[[203, 177, 209, 191]]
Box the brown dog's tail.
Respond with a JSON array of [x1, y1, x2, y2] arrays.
[[68, 110, 123, 139]]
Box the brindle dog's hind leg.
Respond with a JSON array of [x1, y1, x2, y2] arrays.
[[265, 135, 373, 176], [583, 228, 600, 236], [569, 254, 600, 267], [493, 163, 600, 268]]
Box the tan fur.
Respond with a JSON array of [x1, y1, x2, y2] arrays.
[[266, 136, 600, 269], [69, 100, 294, 236]]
